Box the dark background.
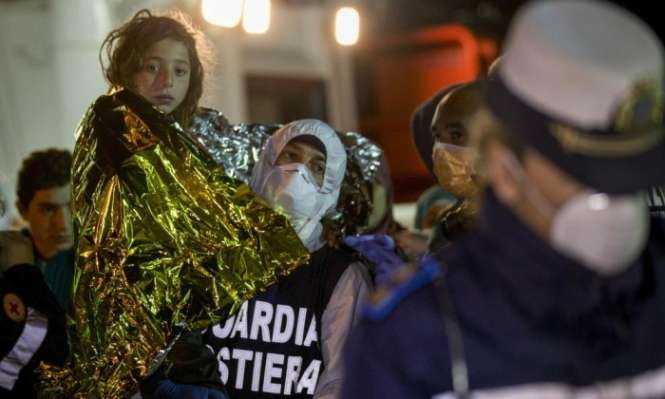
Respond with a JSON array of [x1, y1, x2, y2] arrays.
[[345, 0, 663, 201], [356, 0, 662, 43]]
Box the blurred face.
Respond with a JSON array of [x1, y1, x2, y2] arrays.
[[275, 139, 327, 187], [473, 104, 650, 273], [485, 141, 585, 240], [20, 185, 73, 259], [133, 38, 191, 115]]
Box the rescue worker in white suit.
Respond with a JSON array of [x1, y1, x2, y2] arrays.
[[202, 119, 371, 399]]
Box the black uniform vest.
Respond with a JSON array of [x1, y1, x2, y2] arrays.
[[203, 245, 356, 398], [0, 265, 67, 398]]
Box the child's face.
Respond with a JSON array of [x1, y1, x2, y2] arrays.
[[133, 38, 191, 115]]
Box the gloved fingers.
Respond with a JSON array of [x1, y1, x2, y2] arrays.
[[345, 234, 403, 266], [375, 234, 396, 249], [343, 235, 367, 247], [344, 234, 394, 250]]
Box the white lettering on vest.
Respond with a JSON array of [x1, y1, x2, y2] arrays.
[[250, 300, 274, 342], [213, 315, 236, 339], [214, 348, 323, 396], [303, 317, 318, 347], [251, 351, 263, 392], [210, 302, 326, 395], [263, 353, 285, 394], [232, 349, 253, 389], [297, 360, 321, 395], [217, 347, 230, 385], [230, 302, 249, 339], [272, 304, 296, 344], [284, 356, 303, 395], [294, 307, 308, 346]]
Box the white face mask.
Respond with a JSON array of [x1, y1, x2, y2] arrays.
[[550, 192, 649, 276], [504, 154, 650, 275], [261, 163, 325, 252]]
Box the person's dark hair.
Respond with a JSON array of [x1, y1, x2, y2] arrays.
[[438, 81, 486, 119], [16, 149, 72, 211], [288, 135, 327, 158], [100, 9, 205, 126], [410, 84, 462, 175]]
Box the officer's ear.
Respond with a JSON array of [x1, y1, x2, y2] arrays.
[[486, 140, 522, 207]]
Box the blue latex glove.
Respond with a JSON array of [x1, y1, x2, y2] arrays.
[[344, 235, 406, 284], [154, 379, 228, 399]]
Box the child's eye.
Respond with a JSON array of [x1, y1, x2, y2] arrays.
[[39, 205, 56, 215], [175, 68, 189, 77], [146, 63, 159, 73]]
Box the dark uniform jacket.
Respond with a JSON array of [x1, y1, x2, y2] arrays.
[[343, 190, 665, 398], [0, 264, 67, 398]]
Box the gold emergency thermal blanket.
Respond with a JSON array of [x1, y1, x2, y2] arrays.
[[40, 90, 308, 398]]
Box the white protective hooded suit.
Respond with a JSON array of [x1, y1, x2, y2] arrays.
[[250, 119, 347, 253]]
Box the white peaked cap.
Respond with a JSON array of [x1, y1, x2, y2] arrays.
[[501, 0, 663, 129]]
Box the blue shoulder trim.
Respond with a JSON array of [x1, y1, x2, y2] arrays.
[[363, 256, 442, 321]]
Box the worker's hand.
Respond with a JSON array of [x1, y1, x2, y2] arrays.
[[345, 234, 407, 284], [393, 229, 430, 259]]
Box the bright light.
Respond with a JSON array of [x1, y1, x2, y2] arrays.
[[335, 7, 360, 46], [202, 0, 244, 28], [588, 193, 610, 211], [242, 0, 271, 34]]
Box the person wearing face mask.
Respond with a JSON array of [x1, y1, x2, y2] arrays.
[[201, 119, 371, 399], [428, 82, 484, 249], [392, 85, 462, 258], [343, 1, 665, 398], [394, 82, 484, 257]]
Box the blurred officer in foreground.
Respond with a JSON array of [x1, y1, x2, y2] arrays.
[[343, 1, 665, 397]]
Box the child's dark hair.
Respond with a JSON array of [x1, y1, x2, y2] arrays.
[[16, 149, 72, 211], [100, 9, 205, 126]]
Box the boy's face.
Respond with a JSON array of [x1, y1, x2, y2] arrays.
[[133, 38, 191, 115], [275, 139, 327, 187], [20, 184, 73, 260], [431, 89, 477, 147], [430, 90, 481, 198]]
